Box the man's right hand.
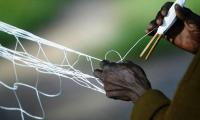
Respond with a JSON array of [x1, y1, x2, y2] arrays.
[[146, 2, 200, 54]]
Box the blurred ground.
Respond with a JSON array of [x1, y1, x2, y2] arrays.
[[0, 0, 198, 120]]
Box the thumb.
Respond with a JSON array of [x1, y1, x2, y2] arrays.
[[175, 4, 187, 21], [93, 69, 103, 80]]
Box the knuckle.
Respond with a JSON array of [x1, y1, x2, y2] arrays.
[[156, 18, 163, 25], [164, 2, 173, 7], [161, 2, 173, 12], [156, 11, 162, 19], [148, 20, 157, 28]]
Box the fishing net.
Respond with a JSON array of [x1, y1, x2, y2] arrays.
[[0, 21, 151, 119]]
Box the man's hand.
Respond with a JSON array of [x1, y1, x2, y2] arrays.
[[146, 2, 200, 54], [94, 60, 151, 103]]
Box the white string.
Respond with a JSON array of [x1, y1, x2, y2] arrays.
[[0, 21, 153, 120], [104, 50, 123, 61], [121, 29, 155, 61], [0, 21, 104, 120], [104, 29, 155, 62]]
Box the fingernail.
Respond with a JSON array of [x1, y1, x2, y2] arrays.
[[161, 10, 167, 16], [156, 19, 162, 25], [175, 4, 180, 10]]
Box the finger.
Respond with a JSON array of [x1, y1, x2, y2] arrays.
[[156, 2, 173, 25], [110, 96, 130, 101], [106, 90, 130, 101], [145, 20, 157, 35], [100, 60, 110, 69], [104, 84, 124, 92], [123, 62, 148, 83], [147, 20, 157, 31], [93, 69, 103, 79], [103, 77, 135, 92], [121, 60, 145, 76], [164, 35, 174, 43], [100, 60, 117, 70], [123, 60, 141, 69], [156, 15, 163, 26], [160, 2, 173, 16], [146, 2, 173, 35], [165, 18, 183, 42], [123, 60, 140, 69], [155, 2, 173, 27], [147, 29, 157, 36], [175, 4, 187, 21]]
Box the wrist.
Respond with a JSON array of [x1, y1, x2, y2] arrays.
[[129, 88, 152, 103]]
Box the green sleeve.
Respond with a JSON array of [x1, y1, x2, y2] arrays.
[[164, 49, 200, 120], [131, 90, 170, 120], [131, 49, 200, 120]]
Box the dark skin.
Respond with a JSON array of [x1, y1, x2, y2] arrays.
[[94, 60, 151, 102], [94, 2, 200, 103], [147, 3, 200, 54]]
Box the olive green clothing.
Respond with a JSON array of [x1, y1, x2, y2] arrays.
[[131, 49, 200, 120]]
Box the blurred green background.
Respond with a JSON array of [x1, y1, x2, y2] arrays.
[[93, 0, 200, 60], [0, 0, 65, 46], [112, 0, 200, 58], [0, 0, 199, 120], [0, 0, 199, 57]]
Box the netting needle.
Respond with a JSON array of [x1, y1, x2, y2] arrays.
[[140, 0, 185, 60]]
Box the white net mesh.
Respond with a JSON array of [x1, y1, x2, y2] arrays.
[[0, 21, 105, 120], [0, 21, 152, 120]]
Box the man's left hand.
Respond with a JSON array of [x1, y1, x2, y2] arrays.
[[94, 60, 151, 103]]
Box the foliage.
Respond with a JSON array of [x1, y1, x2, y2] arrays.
[[0, 0, 65, 46]]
